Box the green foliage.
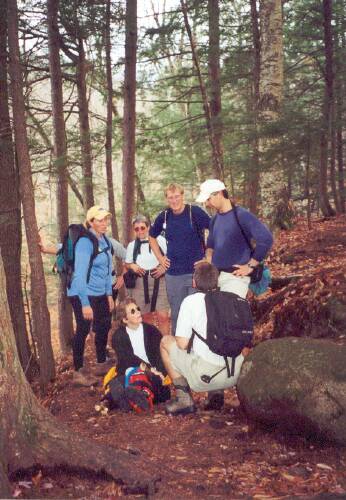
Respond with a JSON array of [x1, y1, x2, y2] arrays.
[[19, 0, 345, 229]]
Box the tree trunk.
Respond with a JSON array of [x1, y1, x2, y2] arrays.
[[336, 99, 345, 213], [335, 13, 345, 213], [329, 104, 340, 212], [105, 0, 119, 240], [207, 0, 224, 178], [122, 0, 137, 245], [0, 254, 156, 495], [247, 0, 261, 214], [47, 0, 73, 353], [0, 0, 32, 376], [180, 0, 224, 181], [77, 37, 94, 210], [7, 0, 55, 389], [319, 0, 335, 216], [258, 0, 285, 227]]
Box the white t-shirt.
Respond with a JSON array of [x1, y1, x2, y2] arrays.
[[126, 323, 149, 364], [125, 235, 167, 271], [176, 292, 232, 367]]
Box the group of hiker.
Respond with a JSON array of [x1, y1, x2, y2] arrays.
[[41, 179, 273, 416]]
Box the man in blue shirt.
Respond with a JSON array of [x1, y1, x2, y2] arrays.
[[196, 179, 273, 297], [196, 179, 273, 410], [149, 183, 210, 335]]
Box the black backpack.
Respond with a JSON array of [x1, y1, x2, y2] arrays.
[[55, 224, 113, 289], [187, 291, 253, 380]]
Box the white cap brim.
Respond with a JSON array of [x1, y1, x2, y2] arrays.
[[196, 192, 210, 203]]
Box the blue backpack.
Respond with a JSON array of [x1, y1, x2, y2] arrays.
[[55, 224, 113, 289]]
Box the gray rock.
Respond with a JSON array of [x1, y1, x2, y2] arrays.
[[237, 337, 346, 445]]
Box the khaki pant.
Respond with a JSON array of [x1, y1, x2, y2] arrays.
[[128, 274, 169, 313], [169, 343, 244, 392]]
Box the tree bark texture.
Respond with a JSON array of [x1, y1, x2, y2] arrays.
[[0, 0, 32, 375], [319, 0, 335, 216], [329, 105, 340, 212], [258, 0, 285, 226], [105, 0, 119, 240], [47, 0, 73, 353], [7, 0, 55, 389], [77, 37, 94, 210], [334, 10, 345, 213], [180, 0, 224, 180], [122, 0, 137, 245], [207, 0, 224, 178], [247, 0, 261, 214], [0, 254, 156, 495]]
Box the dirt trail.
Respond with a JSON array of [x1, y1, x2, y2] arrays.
[[12, 215, 346, 499]]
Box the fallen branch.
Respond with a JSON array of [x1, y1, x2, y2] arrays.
[[270, 274, 304, 291]]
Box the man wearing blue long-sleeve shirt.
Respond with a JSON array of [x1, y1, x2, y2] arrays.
[[196, 179, 273, 410], [196, 179, 273, 298]]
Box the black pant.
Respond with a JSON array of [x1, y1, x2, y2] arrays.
[[69, 295, 111, 371]]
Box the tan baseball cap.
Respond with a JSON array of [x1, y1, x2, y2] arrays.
[[86, 205, 111, 221]]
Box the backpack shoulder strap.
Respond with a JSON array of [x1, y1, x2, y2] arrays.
[[187, 327, 206, 354], [83, 231, 99, 284], [103, 235, 114, 256], [164, 208, 168, 227], [132, 238, 142, 263], [232, 205, 252, 251]]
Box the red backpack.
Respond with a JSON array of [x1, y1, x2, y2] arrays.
[[125, 367, 154, 414]]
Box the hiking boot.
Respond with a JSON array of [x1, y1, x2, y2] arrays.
[[165, 398, 196, 416], [204, 390, 224, 411], [73, 367, 98, 387], [94, 359, 114, 376], [165, 379, 195, 416]]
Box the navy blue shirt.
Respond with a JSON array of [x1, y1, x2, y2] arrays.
[[150, 204, 210, 275], [207, 207, 273, 270]]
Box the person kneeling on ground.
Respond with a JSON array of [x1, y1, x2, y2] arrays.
[[111, 297, 170, 406], [160, 262, 247, 416]]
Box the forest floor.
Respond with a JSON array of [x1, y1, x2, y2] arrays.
[[11, 215, 346, 499]]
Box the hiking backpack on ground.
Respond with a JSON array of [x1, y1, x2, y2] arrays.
[[55, 224, 113, 289], [188, 290, 253, 380]]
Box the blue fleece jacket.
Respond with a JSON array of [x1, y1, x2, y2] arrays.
[[67, 233, 113, 307], [207, 206, 273, 269]]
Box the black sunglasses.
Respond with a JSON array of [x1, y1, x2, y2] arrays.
[[129, 306, 141, 315]]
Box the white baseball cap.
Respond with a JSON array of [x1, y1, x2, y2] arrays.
[[196, 179, 226, 203]]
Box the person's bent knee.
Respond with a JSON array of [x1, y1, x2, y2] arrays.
[[160, 335, 176, 353]]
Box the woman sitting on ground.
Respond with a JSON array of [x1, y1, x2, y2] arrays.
[[111, 297, 170, 403], [125, 215, 169, 318]]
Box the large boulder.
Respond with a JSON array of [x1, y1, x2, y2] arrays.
[[237, 337, 346, 445]]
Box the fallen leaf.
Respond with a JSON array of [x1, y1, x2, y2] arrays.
[[18, 481, 32, 489], [42, 482, 54, 490], [31, 470, 42, 487], [12, 488, 22, 498], [316, 463, 333, 471]]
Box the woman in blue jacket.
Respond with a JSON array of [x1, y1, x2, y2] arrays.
[[68, 205, 114, 386]]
